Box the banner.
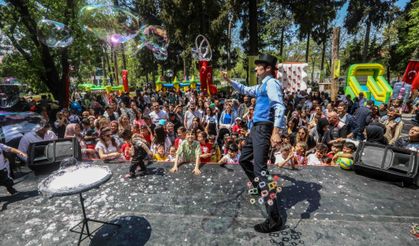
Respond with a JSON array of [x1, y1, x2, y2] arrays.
[[122, 70, 129, 93]]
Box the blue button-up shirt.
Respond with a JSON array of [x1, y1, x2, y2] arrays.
[[230, 76, 286, 129]]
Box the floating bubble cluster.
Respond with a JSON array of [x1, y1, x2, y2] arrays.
[[36, 19, 73, 48], [79, 5, 140, 45], [138, 25, 169, 60]]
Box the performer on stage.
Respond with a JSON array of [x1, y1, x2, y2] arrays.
[[222, 54, 286, 233], [0, 143, 27, 195]]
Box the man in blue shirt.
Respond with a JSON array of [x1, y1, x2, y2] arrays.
[[222, 54, 286, 233]]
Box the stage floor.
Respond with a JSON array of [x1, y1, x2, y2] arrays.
[[1, 163, 418, 246]]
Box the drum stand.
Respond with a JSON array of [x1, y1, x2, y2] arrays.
[[70, 193, 120, 245]]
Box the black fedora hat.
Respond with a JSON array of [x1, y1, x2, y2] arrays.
[[254, 54, 278, 69]]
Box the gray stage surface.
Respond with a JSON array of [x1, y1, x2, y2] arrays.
[[0, 163, 418, 246]]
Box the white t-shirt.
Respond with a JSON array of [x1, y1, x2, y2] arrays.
[[149, 110, 168, 124], [95, 141, 118, 154], [18, 130, 58, 157], [307, 153, 322, 166]]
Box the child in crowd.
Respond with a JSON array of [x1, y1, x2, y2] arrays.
[[326, 142, 343, 160], [153, 144, 168, 161], [333, 142, 356, 170], [197, 131, 213, 163], [120, 129, 133, 161], [125, 133, 153, 178], [274, 144, 293, 167], [218, 143, 240, 165], [293, 141, 307, 167], [170, 130, 202, 175], [0, 143, 27, 195], [307, 143, 328, 166], [208, 135, 221, 162], [174, 127, 186, 149], [167, 146, 177, 162], [222, 134, 233, 155]]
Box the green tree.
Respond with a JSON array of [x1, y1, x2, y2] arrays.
[[344, 0, 397, 62]]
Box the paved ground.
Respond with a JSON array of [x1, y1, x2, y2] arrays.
[[1, 163, 418, 246]]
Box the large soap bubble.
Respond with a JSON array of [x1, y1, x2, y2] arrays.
[[139, 25, 169, 61], [192, 34, 212, 61], [79, 5, 140, 45], [37, 19, 74, 48]]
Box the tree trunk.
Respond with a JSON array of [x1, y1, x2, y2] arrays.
[[121, 44, 127, 69], [320, 38, 326, 80], [10, 0, 68, 108], [279, 26, 285, 58], [362, 19, 371, 62], [305, 31, 311, 63], [249, 0, 258, 55]]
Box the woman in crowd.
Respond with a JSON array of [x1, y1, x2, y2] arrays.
[[118, 114, 132, 136], [95, 127, 122, 161], [64, 123, 97, 159], [219, 103, 235, 129], [291, 127, 316, 151]]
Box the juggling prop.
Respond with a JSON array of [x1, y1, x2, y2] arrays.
[[277, 62, 308, 93]]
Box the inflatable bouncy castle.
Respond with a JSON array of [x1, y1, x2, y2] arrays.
[[344, 63, 393, 105]]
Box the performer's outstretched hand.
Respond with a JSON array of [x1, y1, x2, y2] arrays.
[[192, 168, 201, 175], [221, 71, 232, 83], [170, 166, 178, 173]]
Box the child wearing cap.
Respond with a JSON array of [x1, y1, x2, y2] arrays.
[[231, 118, 242, 133]]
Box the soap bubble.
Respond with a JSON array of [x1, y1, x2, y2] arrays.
[[79, 5, 140, 45], [192, 34, 212, 61], [166, 69, 174, 77], [139, 25, 169, 60], [37, 19, 73, 48]]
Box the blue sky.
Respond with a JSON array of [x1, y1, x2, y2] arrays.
[[334, 0, 410, 26]]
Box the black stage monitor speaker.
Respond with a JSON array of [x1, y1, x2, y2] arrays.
[[27, 137, 81, 170], [354, 142, 419, 186]]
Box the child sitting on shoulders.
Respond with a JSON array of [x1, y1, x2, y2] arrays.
[[307, 143, 328, 166], [153, 144, 168, 161], [332, 142, 356, 170], [218, 143, 240, 165]]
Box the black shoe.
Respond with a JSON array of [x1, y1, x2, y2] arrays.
[[254, 218, 284, 233]]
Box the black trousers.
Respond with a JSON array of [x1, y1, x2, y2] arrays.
[[0, 168, 15, 194], [239, 123, 280, 221]]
